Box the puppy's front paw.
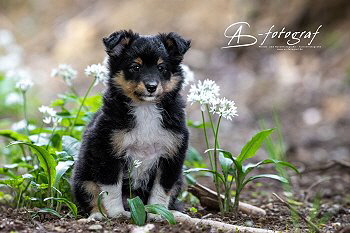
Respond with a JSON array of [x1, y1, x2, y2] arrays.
[[147, 213, 164, 222], [88, 212, 104, 221], [109, 210, 131, 219]]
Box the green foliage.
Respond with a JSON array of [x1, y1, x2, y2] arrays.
[[186, 127, 299, 214], [128, 197, 176, 226]]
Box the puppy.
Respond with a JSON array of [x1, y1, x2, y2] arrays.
[[72, 30, 191, 220]]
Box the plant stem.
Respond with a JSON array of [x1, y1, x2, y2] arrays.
[[21, 91, 29, 135], [69, 79, 95, 135], [233, 188, 241, 215], [213, 115, 223, 213], [206, 104, 216, 136], [201, 111, 214, 171], [16, 181, 31, 208], [46, 125, 57, 150], [128, 168, 132, 199], [36, 122, 45, 144]]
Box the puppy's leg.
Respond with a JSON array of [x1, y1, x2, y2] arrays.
[[100, 174, 130, 219], [148, 157, 184, 221]]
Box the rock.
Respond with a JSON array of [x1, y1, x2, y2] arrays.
[[245, 220, 253, 227], [131, 224, 155, 233], [88, 224, 103, 231], [54, 226, 66, 232], [332, 222, 341, 230], [78, 218, 91, 223]]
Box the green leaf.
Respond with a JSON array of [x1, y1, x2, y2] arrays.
[[128, 196, 146, 226], [54, 161, 74, 187], [82, 95, 102, 113], [36, 208, 62, 218], [244, 174, 288, 186], [237, 129, 274, 163], [183, 168, 225, 183], [62, 136, 81, 159], [219, 152, 233, 175], [7, 141, 56, 188], [44, 197, 78, 218], [145, 204, 176, 225], [0, 130, 30, 142], [0, 178, 24, 188], [243, 159, 299, 174], [206, 149, 243, 175], [187, 120, 211, 129]]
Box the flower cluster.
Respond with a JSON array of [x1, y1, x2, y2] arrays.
[[84, 63, 109, 86], [187, 79, 238, 120], [15, 78, 34, 92], [38, 105, 60, 125], [210, 97, 238, 121], [51, 64, 77, 86], [187, 79, 220, 110]]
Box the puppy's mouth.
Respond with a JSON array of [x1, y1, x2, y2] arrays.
[[134, 92, 161, 102]]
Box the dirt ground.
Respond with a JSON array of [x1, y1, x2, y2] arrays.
[[1, 164, 349, 233]]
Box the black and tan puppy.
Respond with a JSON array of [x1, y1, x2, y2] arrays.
[[72, 30, 190, 219]]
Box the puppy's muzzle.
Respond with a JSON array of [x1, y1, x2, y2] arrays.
[[144, 80, 158, 94]]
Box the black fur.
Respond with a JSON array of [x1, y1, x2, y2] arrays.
[[72, 30, 191, 216]]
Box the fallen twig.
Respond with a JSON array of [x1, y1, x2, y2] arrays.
[[172, 211, 281, 233], [272, 193, 320, 233], [188, 182, 266, 217]]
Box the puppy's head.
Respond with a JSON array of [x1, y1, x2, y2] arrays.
[[103, 30, 191, 103]]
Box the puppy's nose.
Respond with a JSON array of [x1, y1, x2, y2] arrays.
[[144, 81, 158, 93]]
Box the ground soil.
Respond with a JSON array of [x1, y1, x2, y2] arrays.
[[1, 165, 349, 233]]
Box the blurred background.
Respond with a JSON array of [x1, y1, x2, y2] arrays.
[[0, 0, 349, 165]]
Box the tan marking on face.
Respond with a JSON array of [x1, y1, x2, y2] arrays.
[[83, 181, 105, 213], [121, 37, 130, 45], [162, 75, 181, 93], [157, 58, 164, 65], [114, 71, 143, 102], [134, 57, 143, 65]]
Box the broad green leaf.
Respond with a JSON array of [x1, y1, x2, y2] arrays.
[[206, 149, 243, 176], [54, 161, 74, 187], [44, 197, 78, 218], [62, 136, 81, 159], [183, 168, 225, 183], [36, 208, 62, 218], [0, 130, 30, 142], [82, 95, 102, 112], [128, 196, 146, 226], [219, 152, 233, 175], [145, 204, 176, 225], [237, 129, 274, 163], [244, 174, 288, 186], [243, 159, 299, 174], [7, 141, 56, 187], [0, 178, 24, 188]]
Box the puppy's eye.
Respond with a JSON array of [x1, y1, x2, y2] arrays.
[[130, 65, 140, 72], [157, 65, 167, 72]]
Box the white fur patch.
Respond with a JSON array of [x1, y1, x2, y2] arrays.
[[112, 103, 181, 190], [100, 176, 126, 218], [148, 179, 170, 207]]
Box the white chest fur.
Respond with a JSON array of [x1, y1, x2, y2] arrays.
[[111, 104, 181, 189]]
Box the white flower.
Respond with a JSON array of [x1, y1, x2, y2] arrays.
[[209, 97, 238, 120], [15, 78, 33, 92], [187, 79, 220, 111], [5, 92, 22, 105], [84, 63, 109, 86], [38, 105, 60, 125], [133, 159, 142, 168], [11, 120, 35, 131], [51, 64, 77, 86], [180, 64, 195, 87]]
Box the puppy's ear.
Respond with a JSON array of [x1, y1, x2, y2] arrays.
[[159, 32, 191, 59], [102, 30, 138, 57]]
